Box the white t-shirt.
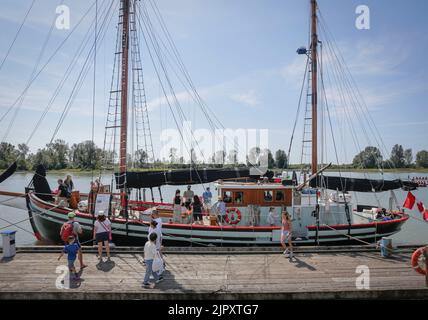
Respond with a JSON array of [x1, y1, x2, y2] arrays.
[[144, 241, 157, 260], [154, 217, 163, 233], [148, 226, 161, 250], [94, 219, 111, 234]]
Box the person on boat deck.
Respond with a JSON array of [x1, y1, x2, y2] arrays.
[[172, 189, 182, 223], [60, 211, 88, 270], [58, 235, 80, 281], [267, 207, 278, 226], [215, 196, 226, 226], [57, 179, 70, 200], [93, 211, 112, 261], [143, 232, 163, 288], [183, 185, 194, 205], [148, 220, 161, 251], [281, 211, 293, 259], [202, 187, 213, 213], [191, 195, 203, 225], [64, 175, 74, 194]]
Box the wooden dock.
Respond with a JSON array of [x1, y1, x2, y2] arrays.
[[0, 246, 427, 299]]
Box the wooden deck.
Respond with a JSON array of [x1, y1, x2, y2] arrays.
[[0, 247, 427, 299]]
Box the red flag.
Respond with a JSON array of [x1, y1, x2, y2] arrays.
[[424, 209, 428, 222], [416, 201, 425, 213], [403, 192, 416, 210]]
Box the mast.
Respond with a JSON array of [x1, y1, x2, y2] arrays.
[[310, 0, 318, 175], [119, 0, 130, 177]]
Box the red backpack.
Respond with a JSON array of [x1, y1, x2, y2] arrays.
[[60, 222, 74, 242]]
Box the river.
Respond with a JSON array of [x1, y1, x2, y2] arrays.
[[0, 171, 427, 246]]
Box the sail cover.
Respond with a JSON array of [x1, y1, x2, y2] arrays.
[[115, 167, 255, 189], [0, 161, 17, 184], [309, 175, 418, 192], [32, 164, 54, 202]]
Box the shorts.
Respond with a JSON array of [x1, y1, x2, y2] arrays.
[[281, 230, 291, 243], [203, 202, 212, 210], [68, 259, 76, 270], [193, 213, 203, 221], [96, 232, 109, 243]]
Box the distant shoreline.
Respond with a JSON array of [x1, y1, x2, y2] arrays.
[[11, 167, 428, 174]]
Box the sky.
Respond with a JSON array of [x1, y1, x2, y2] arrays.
[[0, 0, 427, 165]]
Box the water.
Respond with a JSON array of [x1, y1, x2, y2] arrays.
[[0, 171, 427, 246]]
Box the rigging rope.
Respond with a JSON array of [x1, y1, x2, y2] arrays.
[[0, 0, 36, 74]]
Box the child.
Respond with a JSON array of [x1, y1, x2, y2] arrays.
[[281, 211, 293, 260], [143, 232, 163, 288], [58, 235, 80, 280]]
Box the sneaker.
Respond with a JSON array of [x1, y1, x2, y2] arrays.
[[289, 253, 294, 260], [142, 283, 150, 288], [283, 249, 289, 256], [156, 276, 164, 284]]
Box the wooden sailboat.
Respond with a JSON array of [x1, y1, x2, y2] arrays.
[[1, 0, 417, 246]]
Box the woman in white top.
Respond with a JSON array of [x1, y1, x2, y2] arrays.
[[93, 212, 112, 261]]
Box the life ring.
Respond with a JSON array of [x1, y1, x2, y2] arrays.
[[225, 208, 241, 225], [411, 247, 427, 275]]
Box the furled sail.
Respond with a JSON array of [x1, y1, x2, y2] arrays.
[[32, 164, 54, 201], [310, 175, 418, 192], [115, 167, 261, 189], [0, 161, 17, 184]]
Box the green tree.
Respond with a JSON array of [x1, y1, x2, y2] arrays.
[[352, 146, 383, 169], [16, 143, 30, 170], [46, 139, 69, 169], [404, 148, 413, 167], [0, 142, 18, 169], [275, 149, 288, 169], [31, 148, 54, 170], [70, 140, 102, 169], [416, 150, 428, 168], [389, 144, 405, 168], [134, 149, 148, 168]]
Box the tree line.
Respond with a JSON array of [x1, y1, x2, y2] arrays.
[[352, 144, 428, 169], [0, 140, 427, 171]]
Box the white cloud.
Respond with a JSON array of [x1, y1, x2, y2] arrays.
[[230, 90, 260, 107]]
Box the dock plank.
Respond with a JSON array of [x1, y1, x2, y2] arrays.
[[0, 250, 426, 299]]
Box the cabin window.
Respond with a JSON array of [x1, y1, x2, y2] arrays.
[[223, 191, 232, 203], [234, 192, 244, 204], [264, 190, 273, 202], [276, 190, 284, 201]]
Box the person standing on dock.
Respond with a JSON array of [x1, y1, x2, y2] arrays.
[[60, 212, 88, 270], [281, 211, 293, 259], [172, 190, 182, 223], [58, 235, 80, 281], [143, 232, 163, 288], [93, 212, 112, 261]]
